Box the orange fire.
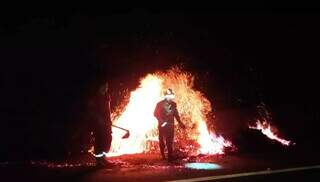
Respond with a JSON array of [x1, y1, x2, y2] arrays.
[[249, 103, 294, 146], [106, 67, 232, 156], [249, 120, 293, 146]]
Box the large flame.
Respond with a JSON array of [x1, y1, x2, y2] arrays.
[[107, 67, 232, 156]]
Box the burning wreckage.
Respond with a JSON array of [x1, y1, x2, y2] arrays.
[[88, 67, 293, 161]]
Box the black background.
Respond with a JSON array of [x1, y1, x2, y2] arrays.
[[1, 8, 320, 161]]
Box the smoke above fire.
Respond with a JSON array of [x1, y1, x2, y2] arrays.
[[107, 67, 233, 156]]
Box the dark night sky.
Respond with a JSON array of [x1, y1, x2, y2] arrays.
[[1, 8, 320, 160]]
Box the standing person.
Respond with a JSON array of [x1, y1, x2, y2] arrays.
[[87, 81, 113, 167], [154, 88, 186, 162]]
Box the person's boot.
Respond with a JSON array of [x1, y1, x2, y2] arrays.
[[95, 157, 115, 168], [167, 154, 174, 162], [168, 152, 179, 163]]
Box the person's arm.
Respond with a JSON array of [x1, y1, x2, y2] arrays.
[[174, 103, 186, 129], [154, 103, 160, 120]]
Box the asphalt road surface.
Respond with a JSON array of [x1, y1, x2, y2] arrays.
[[1, 149, 320, 182]]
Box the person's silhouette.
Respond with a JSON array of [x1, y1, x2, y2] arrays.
[[87, 81, 113, 167], [154, 88, 186, 162]]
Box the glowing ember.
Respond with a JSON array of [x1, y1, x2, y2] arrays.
[[105, 67, 232, 156], [249, 120, 293, 146]]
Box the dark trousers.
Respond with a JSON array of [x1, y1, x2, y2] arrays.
[[93, 117, 112, 155], [158, 124, 174, 159]]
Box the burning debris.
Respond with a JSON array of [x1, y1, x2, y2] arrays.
[[249, 103, 294, 146], [249, 120, 294, 146], [106, 67, 233, 157]]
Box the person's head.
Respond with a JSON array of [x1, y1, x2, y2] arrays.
[[164, 88, 175, 101]]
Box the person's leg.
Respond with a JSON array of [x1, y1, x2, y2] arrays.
[[94, 131, 106, 166], [94, 118, 113, 167], [105, 124, 112, 153], [158, 128, 166, 160], [166, 126, 174, 162]]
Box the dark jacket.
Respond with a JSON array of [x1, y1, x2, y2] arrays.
[[154, 100, 182, 127], [88, 90, 112, 127]]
